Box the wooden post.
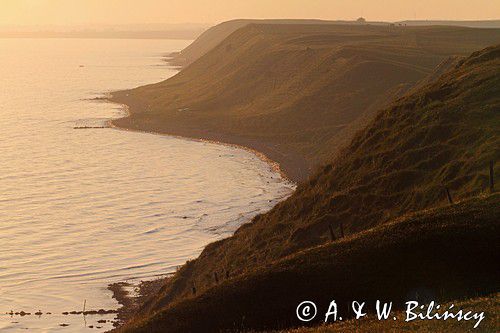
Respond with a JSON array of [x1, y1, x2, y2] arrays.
[[339, 222, 345, 238], [445, 187, 453, 204], [489, 160, 495, 193], [328, 223, 336, 241], [192, 284, 197, 295]]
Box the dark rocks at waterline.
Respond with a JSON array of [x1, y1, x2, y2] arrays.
[[88, 309, 118, 315], [7, 308, 118, 316], [59, 309, 117, 315], [73, 126, 109, 130], [62, 309, 118, 316]]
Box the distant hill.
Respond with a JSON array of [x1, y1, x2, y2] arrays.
[[112, 23, 500, 181], [399, 20, 500, 28], [114, 44, 500, 333]]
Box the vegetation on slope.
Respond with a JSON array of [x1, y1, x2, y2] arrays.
[[112, 24, 500, 181], [117, 194, 500, 332], [114, 44, 500, 332]]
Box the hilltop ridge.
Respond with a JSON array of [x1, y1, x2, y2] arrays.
[[167, 19, 386, 67], [168, 19, 500, 67]]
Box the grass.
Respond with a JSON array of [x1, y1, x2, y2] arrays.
[[115, 194, 500, 332]]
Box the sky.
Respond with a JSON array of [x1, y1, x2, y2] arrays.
[[1, 0, 499, 27]]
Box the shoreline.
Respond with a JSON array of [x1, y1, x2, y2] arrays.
[[107, 96, 305, 184], [107, 276, 172, 328], [104, 95, 299, 328]]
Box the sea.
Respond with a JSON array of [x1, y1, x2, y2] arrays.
[[0, 38, 294, 332]]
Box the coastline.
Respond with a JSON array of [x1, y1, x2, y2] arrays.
[[105, 95, 299, 328], [107, 94, 309, 183]]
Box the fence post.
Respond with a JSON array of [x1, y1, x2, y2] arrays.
[[192, 283, 197, 295], [490, 160, 495, 193], [328, 223, 336, 241], [445, 187, 453, 204]]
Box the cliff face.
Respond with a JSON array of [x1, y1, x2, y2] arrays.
[[113, 24, 500, 181], [117, 44, 500, 332]]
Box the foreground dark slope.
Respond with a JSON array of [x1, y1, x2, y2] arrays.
[[118, 194, 500, 333], [112, 24, 500, 181], [116, 45, 500, 332]]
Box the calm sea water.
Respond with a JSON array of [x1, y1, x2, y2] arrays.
[[0, 38, 294, 332]]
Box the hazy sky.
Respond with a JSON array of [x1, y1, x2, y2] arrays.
[[1, 0, 499, 26]]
